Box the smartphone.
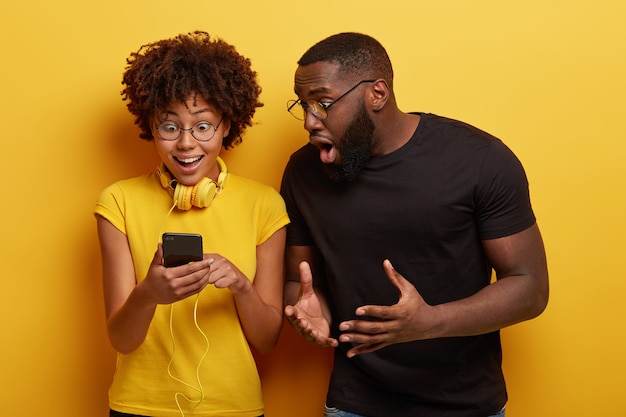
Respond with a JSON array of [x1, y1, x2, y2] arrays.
[[162, 233, 203, 267]]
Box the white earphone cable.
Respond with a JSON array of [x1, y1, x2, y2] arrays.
[[157, 197, 211, 415]]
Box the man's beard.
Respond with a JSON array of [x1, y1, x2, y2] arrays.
[[323, 103, 375, 183]]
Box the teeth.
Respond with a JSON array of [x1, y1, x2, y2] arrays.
[[178, 156, 201, 164]]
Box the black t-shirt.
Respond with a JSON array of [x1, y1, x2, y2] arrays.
[[280, 113, 536, 417]]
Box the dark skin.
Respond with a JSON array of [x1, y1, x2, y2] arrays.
[[283, 61, 549, 358]]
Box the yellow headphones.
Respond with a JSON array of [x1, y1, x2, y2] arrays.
[[157, 157, 228, 210]]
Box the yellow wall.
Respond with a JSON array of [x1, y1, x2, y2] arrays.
[[2, 1, 624, 415]]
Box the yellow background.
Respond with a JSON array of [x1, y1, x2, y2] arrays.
[[2, 1, 624, 415]]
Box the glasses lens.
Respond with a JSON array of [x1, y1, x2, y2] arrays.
[[287, 100, 327, 121], [287, 100, 305, 120], [191, 122, 216, 142], [308, 101, 327, 120], [156, 121, 217, 141], [157, 122, 180, 140]]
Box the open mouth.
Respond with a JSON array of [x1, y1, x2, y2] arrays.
[[175, 156, 203, 167], [312, 141, 337, 164], [320, 143, 333, 152]]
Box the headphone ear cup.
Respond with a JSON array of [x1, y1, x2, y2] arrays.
[[173, 184, 193, 210], [158, 157, 227, 210], [191, 178, 217, 208], [172, 178, 217, 210]]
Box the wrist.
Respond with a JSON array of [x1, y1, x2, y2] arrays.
[[422, 304, 447, 339], [231, 274, 253, 295], [132, 280, 159, 309]]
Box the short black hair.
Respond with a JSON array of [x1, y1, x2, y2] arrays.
[[121, 31, 263, 148], [298, 32, 393, 86]]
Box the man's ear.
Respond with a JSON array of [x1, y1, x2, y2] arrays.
[[369, 79, 390, 112]]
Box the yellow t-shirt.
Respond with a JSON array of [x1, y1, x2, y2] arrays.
[[95, 169, 289, 417]]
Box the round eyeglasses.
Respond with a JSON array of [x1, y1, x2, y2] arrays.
[[287, 79, 376, 121], [155, 118, 223, 142]]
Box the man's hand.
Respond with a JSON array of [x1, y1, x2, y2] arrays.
[[337, 259, 439, 358], [284, 261, 339, 347]]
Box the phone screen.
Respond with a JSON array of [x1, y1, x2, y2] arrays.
[[162, 233, 203, 267]]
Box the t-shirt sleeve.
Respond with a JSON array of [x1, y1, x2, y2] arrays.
[[280, 156, 314, 246], [474, 140, 536, 240], [256, 186, 290, 246], [94, 183, 127, 235]]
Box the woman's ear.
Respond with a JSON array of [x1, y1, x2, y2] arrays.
[[221, 119, 231, 138]]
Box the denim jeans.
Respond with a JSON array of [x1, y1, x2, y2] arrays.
[[324, 404, 505, 417]]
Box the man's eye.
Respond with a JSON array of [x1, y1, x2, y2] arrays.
[[318, 101, 332, 110]]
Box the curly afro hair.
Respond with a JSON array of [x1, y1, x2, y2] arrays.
[[121, 31, 263, 148]]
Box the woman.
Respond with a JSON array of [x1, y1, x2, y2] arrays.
[[95, 31, 288, 417]]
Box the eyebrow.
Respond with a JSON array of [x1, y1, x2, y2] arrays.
[[294, 86, 333, 100], [164, 107, 212, 116]]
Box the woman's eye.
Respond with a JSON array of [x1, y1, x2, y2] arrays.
[[195, 122, 212, 132], [162, 123, 178, 132]]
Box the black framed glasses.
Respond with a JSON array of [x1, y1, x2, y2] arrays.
[[287, 79, 376, 121], [155, 118, 223, 142]]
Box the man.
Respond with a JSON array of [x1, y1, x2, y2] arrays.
[[280, 32, 549, 417]]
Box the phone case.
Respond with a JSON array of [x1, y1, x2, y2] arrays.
[[162, 233, 203, 267]]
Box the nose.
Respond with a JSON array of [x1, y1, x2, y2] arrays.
[[176, 129, 197, 149], [303, 110, 324, 133]]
